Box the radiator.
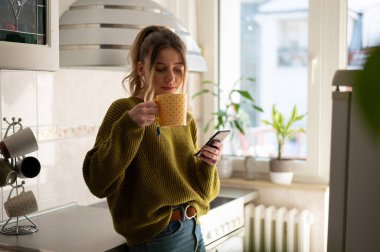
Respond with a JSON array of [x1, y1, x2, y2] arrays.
[[245, 204, 315, 252]]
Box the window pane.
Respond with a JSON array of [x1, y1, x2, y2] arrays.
[[347, 0, 380, 68], [0, 0, 46, 45], [219, 0, 308, 159]]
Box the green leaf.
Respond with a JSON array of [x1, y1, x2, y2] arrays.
[[279, 113, 284, 125], [285, 107, 297, 129], [273, 111, 281, 125], [232, 103, 240, 112], [215, 110, 225, 117], [295, 114, 306, 121], [232, 90, 255, 101], [244, 77, 256, 83], [299, 128, 306, 133], [191, 89, 217, 99], [272, 121, 281, 132], [217, 115, 224, 127], [261, 119, 272, 126], [290, 105, 297, 121], [201, 80, 218, 85], [253, 105, 264, 112], [272, 105, 278, 119], [234, 120, 245, 135]]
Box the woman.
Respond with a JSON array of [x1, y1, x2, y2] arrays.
[[83, 25, 223, 251]]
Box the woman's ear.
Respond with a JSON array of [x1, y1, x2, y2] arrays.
[[137, 61, 145, 76]]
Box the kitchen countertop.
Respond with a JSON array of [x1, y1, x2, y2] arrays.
[[0, 187, 259, 252], [0, 203, 125, 252], [219, 186, 259, 204]]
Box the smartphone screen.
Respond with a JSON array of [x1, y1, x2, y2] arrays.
[[195, 130, 231, 157]]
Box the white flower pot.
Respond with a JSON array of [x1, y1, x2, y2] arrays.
[[269, 159, 294, 184], [269, 171, 294, 185]]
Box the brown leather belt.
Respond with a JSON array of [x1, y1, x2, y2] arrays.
[[170, 205, 197, 222]]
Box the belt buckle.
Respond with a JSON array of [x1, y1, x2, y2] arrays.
[[184, 205, 196, 219]]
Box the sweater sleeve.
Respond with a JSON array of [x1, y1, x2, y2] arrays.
[[83, 99, 144, 198], [189, 116, 220, 201]]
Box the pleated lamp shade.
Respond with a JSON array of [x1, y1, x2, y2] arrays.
[[59, 0, 207, 72]]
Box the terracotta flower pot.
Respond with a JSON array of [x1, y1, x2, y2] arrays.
[[269, 159, 294, 184]]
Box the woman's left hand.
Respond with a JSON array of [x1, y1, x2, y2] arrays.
[[197, 140, 223, 165]]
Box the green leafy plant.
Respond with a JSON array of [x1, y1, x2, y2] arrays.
[[357, 46, 380, 140], [261, 105, 306, 160], [192, 77, 263, 135]]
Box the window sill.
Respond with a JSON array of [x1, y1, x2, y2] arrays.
[[220, 177, 329, 192], [221, 154, 329, 184]]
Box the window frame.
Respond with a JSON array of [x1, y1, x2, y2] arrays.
[[198, 0, 348, 183]]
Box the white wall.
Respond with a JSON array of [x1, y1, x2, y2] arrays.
[[0, 68, 125, 219]]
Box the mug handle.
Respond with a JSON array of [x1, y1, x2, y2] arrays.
[[3, 121, 23, 139], [8, 184, 25, 201]]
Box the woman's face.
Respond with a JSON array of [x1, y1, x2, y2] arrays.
[[139, 47, 185, 97]]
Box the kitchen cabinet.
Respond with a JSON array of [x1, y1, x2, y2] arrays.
[[0, 1, 59, 71]]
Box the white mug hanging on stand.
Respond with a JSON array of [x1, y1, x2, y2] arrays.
[[4, 185, 38, 218], [0, 127, 38, 159]]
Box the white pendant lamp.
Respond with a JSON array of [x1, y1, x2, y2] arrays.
[[59, 0, 207, 72]]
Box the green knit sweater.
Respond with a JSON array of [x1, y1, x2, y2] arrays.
[[83, 97, 220, 245]]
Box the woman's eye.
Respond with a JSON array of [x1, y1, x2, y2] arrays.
[[155, 67, 165, 72], [155, 66, 183, 73]]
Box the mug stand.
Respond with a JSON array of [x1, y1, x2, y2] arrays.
[[0, 118, 39, 235], [0, 181, 38, 235]]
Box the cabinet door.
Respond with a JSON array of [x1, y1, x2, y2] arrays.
[[0, 0, 58, 71]]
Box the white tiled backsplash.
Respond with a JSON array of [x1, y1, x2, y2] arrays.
[[0, 69, 126, 221]]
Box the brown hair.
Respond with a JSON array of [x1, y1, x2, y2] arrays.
[[123, 25, 188, 101]]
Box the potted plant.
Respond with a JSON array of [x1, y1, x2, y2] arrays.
[[192, 77, 263, 178], [261, 104, 306, 184]]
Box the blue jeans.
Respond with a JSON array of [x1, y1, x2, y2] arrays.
[[127, 217, 206, 252]]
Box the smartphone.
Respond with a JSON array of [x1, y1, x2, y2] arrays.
[[195, 130, 231, 157]]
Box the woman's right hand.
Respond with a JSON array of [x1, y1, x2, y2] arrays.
[[128, 101, 158, 127]]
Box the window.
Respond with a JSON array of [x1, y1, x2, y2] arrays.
[[347, 0, 380, 68], [219, 0, 308, 159], [216, 0, 347, 182]]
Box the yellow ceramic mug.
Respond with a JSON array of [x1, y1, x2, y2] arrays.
[[156, 93, 187, 127]]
